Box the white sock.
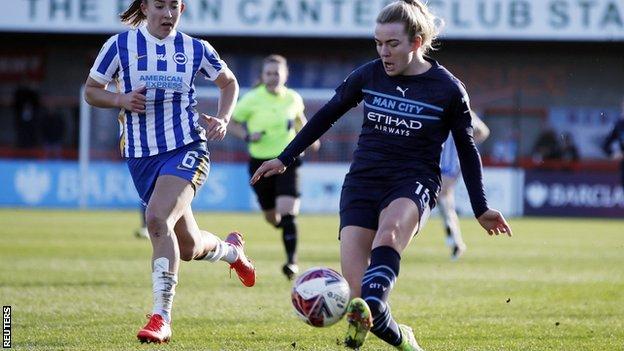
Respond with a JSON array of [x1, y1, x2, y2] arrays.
[[201, 239, 239, 264], [152, 257, 177, 323]]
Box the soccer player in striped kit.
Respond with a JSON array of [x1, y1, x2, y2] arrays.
[[252, 1, 512, 350], [84, 0, 256, 344], [439, 111, 489, 260]]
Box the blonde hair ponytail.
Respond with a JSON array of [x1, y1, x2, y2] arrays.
[[377, 0, 442, 54]]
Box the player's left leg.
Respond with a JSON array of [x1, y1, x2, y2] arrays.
[[360, 197, 422, 349], [173, 207, 255, 287]]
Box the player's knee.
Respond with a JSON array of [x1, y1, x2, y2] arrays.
[[280, 214, 297, 232], [145, 212, 171, 238], [376, 223, 401, 247]]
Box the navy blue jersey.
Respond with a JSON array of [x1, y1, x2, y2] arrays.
[[278, 58, 488, 217]]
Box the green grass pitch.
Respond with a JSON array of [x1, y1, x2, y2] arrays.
[[1, 209, 622, 350]]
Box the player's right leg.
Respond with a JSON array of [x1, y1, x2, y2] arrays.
[[340, 226, 376, 349], [137, 175, 195, 343]]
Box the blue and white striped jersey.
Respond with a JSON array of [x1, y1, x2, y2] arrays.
[[440, 134, 461, 178], [89, 26, 226, 158]]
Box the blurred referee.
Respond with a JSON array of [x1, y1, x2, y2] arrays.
[[230, 55, 319, 280]]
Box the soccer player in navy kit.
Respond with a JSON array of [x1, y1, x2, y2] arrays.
[[252, 1, 512, 350], [84, 0, 255, 344]]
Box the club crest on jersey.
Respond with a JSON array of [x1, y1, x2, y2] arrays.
[[174, 52, 188, 65], [396, 86, 409, 98]]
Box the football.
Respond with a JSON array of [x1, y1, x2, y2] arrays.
[[291, 267, 351, 327]]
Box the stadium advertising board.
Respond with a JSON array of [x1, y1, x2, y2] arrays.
[[524, 170, 624, 217], [0, 160, 254, 210], [0, 160, 345, 213], [453, 167, 524, 217], [1, 0, 622, 41], [299, 163, 350, 213]]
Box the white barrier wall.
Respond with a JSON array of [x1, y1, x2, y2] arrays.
[[454, 168, 525, 217], [0, 160, 524, 216]]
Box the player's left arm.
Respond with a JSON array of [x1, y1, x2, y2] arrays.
[[450, 89, 512, 237], [201, 68, 239, 141]]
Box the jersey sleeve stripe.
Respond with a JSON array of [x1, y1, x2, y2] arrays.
[[203, 47, 223, 72], [96, 42, 118, 75]]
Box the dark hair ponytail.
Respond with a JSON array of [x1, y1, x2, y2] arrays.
[[120, 0, 146, 27]]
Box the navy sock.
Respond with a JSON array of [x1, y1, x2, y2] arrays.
[[280, 214, 297, 264], [361, 246, 403, 346]]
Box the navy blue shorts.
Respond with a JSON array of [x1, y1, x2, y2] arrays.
[[126, 141, 210, 205], [339, 178, 439, 233]]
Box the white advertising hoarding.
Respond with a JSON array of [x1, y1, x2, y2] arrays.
[[454, 167, 524, 217], [299, 164, 525, 216], [1, 0, 622, 40]]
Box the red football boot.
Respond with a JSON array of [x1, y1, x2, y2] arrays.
[[137, 314, 171, 344], [224, 232, 256, 287]]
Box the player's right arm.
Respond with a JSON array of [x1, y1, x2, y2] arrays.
[[84, 78, 146, 113], [84, 34, 146, 113]]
